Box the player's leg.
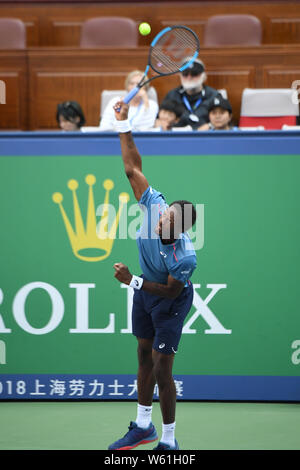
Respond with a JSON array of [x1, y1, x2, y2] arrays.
[[108, 293, 158, 450], [151, 283, 194, 450], [132, 292, 157, 434], [108, 337, 158, 450], [136, 337, 156, 406], [152, 350, 179, 450], [152, 349, 176, 423]]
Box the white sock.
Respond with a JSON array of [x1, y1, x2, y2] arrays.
[[135, 403, 152, 429], [161, 422, 176, 447]]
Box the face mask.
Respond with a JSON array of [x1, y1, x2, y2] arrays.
[[181, 73, 205, 91]]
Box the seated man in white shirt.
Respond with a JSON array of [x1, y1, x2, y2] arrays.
[[99, 70, 159, 132]]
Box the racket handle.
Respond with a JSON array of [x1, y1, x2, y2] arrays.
[[123, 86, 140, 104]]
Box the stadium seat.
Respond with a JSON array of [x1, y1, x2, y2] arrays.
[[100, 87, 158, 116], [0, 18, 26, 49], [239, 88, 299, 130], [218, 89, 228, 99], [80, 17, 138, 47], [203, 15, 262, 47]]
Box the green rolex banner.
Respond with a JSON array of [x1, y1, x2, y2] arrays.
[[0, 152, 300, 400]]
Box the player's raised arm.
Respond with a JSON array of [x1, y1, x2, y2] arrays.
[[114, 100, 149, 201]]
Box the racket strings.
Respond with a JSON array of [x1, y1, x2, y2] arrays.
[[150, 28, 199, 74]]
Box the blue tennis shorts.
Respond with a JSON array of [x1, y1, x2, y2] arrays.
[[132, 281, 194, 355]]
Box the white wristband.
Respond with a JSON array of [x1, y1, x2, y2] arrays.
[[130, 275, 144, 290], [115, 119, 131, 133]]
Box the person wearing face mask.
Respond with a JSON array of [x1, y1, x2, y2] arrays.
[[161, 58, 219, 130]]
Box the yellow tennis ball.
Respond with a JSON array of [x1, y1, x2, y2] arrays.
[[139, 22, 151, 36]]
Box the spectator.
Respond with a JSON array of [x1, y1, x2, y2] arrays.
[[154, 100, 185, 131], [198, 95, 238, 131], [56, 101, 86, 131], [161, 58, 219, 130], [99, 70, 158, 131]]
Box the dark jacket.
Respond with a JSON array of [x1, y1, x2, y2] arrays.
[[162, 85, 219, 129]]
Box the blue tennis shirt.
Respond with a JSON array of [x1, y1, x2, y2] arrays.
[[136, 186, 197, 285]]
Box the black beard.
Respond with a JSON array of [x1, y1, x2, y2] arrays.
[[159, 228, 176, 244], [160, 237, 176, 245]]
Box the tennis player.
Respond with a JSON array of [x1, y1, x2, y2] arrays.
[[108, 100, 197, 451]]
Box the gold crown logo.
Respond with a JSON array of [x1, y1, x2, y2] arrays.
[[52, 175, 129, 262]]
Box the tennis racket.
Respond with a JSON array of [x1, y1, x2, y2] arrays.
[[123, 25, 200, 104]]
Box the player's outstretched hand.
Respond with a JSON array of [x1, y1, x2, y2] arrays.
[[113, 262, 132, 285], [113, 100, 129, 121]]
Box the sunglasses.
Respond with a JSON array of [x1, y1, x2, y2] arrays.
[[181, 69, 203, 77]]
